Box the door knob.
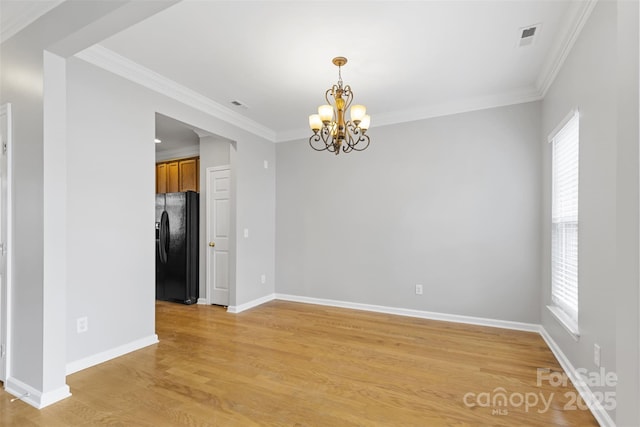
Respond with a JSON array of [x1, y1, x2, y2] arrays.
[[209, 242, 215, 247]]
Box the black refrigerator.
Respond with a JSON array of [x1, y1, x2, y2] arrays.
[[155, 191, 199, 304]]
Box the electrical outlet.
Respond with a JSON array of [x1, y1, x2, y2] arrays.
[[77, 317, 88, 334], [415, 284, 423, 295], [244, 228, 249, 238], [594, 343, 601, 367], [260, 274, 266, 284]]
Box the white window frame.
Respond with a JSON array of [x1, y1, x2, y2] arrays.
[[546, 110, 580, 339]]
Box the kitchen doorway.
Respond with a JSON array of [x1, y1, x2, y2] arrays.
[[154, 113, 236, 308]]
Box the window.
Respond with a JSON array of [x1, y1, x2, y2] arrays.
[[549, 111, 579, 335]]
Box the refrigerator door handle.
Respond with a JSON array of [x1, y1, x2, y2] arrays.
[[159, 210, 169, 264]]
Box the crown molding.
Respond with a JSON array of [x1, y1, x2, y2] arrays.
[[75, 45, 277, 142], [276, 85, 543, 143], [77, 0, 596, 146], [155, 145, 200, 163], [0, 1, 65, 44], [536, 0, 598, 97]]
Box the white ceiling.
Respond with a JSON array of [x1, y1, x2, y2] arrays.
[[155, 113, 200, 155], [2, 1, 594, 144], [0, 0, 64, 42]]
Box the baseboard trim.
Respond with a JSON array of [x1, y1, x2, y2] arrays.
[[261, 294, 610, 425], [227, 294, 276, 313], [66, 334, 159, 375], [4, 377, 71, 409], [197, 298, 209, 305], [539, 327, 616, 427], [274, 293, 540, 332]]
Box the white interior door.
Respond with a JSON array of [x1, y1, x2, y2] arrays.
[[0, 104, 11, 383], [207, 166, 231, 306]]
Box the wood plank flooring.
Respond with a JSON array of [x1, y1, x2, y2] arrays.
[[1, 300, 598, 426]]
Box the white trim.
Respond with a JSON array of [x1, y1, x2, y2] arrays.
[[75, 45, 276, 142], [4, 377, 71, 409], [197, 297, 209, 305], [227, 293, 276, 314], [546, 305, 580, 341], [70, 1, 596, 145], [539, 327, 615, 427], [0, 103, 13, 384], [536, 0, 599, 97], [0, 1, 65, 44], [548, 109, 580, 143], [276, 86, 544, 143], [65, 334, 158, 375], [184, 292, 612, 425], [155, 145, 199, 163], [275, 294, 540, 332]]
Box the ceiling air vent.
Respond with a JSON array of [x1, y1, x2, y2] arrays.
[[517, 23, 541, 47], [230, 100, 249, 109]]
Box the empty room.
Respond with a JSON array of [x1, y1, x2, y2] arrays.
[[0, 0, 638, 426]]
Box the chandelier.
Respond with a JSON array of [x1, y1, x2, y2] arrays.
[[308, 57, 371, 155]]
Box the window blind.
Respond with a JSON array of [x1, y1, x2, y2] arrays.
[[551, 112, 579, 324]]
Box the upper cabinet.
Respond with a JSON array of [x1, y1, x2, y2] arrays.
[[156, 157, 199, 193], [156, 163, 167, 193], [178, 158, 198, 192]]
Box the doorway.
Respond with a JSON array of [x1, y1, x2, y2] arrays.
[[206, 166, 231, 306], [0, 103, 13, 383], [154, 113, 235, 308]]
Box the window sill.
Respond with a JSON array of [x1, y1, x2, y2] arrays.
[[546, 305, 580, 342]]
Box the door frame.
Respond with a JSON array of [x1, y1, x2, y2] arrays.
[[0, 103, 13, 383], [206, 165, 232, 306]]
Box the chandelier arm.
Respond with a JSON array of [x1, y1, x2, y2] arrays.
[[345, 122, 370, 152], [309, 128, 334, 152], [309, 134, 329, 152], [343, 124, 356, 151], [350, 134, 370, 151], [342, 85, 354, 113]]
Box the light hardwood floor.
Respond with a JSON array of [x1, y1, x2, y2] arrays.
[[1, 300, 598, 426]]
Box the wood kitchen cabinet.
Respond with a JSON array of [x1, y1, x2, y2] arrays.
[[156, 157, 199, 193], [178, 158, 198, 192], [156, 163, 167, 193], [167, 161, 180, 192]]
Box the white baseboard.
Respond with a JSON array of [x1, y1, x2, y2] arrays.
[[4, 377, 71, 409], [197, 297, 209, 305], [274, 293, 540, 332], [66, 334, 159, 375], [227, 293, 276, 313], [249, 294, 610, 425], [539, 327, 616, 427]]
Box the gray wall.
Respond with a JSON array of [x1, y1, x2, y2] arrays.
[[276, 102, 542, 323], [0, 25, 49, 394], [541, 0, 639, 424], [615, 1, 640, 424], [65, 57, 276, 362], [66, 58, 157, 363], [0, 0, 182, 404]]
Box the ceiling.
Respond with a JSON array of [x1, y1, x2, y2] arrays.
[[155, 113, 201, 156], [0, 0, 64, 42], [2, 1, 593, 144]]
